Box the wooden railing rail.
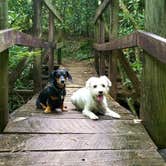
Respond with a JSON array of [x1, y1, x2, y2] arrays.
[[94, 30, 166, 64], [94, 0, 110, 24], [0, 29, 56, 53], [44, 0, 63, 22]]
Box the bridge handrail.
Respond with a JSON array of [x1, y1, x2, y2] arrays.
[[0, 29, 64, 53], [93, 30, 166, 64]]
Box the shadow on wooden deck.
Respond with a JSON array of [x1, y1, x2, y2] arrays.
[[0, 61, 165, 165]]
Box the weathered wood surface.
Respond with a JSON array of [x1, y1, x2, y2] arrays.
[[0, 29, 56, 52], [118, 50, 140, 96], [140, 0, 166, 148], [44, 0, 63, 22], [93, 31, 137, 51], [0, 0, 9, 131], [93, 30, 166, 64], [94, 0, 110, 24], [0, 60, 165, 165], [0, 151, 164, 166]]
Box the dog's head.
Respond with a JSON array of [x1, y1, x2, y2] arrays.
[[86, 76, 112, 102], [50, 69, 72, 87]]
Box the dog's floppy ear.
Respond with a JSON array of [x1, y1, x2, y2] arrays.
[[86, 79, 91, 88], [100, 76, 112, 87], [86, 77, 94, 88], [65, 70, 73, 82]]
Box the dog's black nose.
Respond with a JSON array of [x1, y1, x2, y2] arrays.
[[99, 91, 103, 95], [61, 80, 65, 84]]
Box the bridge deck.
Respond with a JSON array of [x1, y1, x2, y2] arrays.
[[0, 61, 165, 165]]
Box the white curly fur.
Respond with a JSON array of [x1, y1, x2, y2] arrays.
[[71, 76, 121, 120]]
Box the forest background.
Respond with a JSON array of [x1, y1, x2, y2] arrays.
[[8, 0, 144, 113]]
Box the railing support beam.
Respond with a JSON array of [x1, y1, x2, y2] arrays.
[[0, 0, 9, 131], [108, 0, 119, 99], [33, 0, 42, 93]]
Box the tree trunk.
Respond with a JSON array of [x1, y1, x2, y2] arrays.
[[140, 0, 166, 148], [0, 0, 9, 131]]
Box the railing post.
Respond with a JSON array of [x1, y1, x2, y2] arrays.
[[48, 10, 55, 72], [57, 48, 62, 65], [0, 0, 9, 131], [98, 17, 105, 75], [108, 0, 119, 99], [140, 0, 166, 148], [94, 22, 99, 74], [33, 0, 42, 93]]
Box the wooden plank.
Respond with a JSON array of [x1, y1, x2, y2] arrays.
[[98, 17, 106, 75], [0, 133, 156, 152], [48, 10, 55, 71], [8, 94, 134, 120], [0, 29, 56, 52], [10, 110, 134, 120], [0, 1, 9, 131], [0, 150, 164, 166], [15, 31, 55, 49], [56, 42, 63, 49], [108, 0, 119, 100], [94, 0, 110, 24], [4, 118, 147, 134], [94, 30, 166, 64], [93, 31, 137, 51], [0, 29, 15, 52], [44, 0, 63, 22], [137, 30, 166, 63], [32, 0, 43, 92]]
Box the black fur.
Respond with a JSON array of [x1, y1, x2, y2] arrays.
[[36, 69, 72, 111]]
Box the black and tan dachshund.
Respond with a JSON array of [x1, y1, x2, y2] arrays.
[[36, 69, 72, 113]]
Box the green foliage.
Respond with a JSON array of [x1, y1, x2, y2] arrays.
[[119, 0, 144, 35], [9, 94, 26, 112], [7, 0, 145, 112], [8, 46, 39, 111], [62, 39, 93, 61], [118, 0, 144, 92], [8, 0, 32, 31], [52, 0, 98, 36]]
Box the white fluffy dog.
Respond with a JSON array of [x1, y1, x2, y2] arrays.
[[71, 76, 121, 120]]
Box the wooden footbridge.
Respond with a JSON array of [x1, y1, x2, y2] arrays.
[[0, 0, 166, 165]]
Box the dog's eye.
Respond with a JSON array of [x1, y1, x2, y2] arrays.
[[102, 84, 105, 87], [93, 85, 97, 88], [56, 74, 60, 78]]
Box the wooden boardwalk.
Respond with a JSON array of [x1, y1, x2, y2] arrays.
[[0, 61, 165, 166]]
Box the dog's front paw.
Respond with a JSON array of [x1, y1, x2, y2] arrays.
[[44, 106, 52, 113], [83, 110, 99, 120], [105, 109, 121, 119], [62, 106, 68, 112], [90, 114, 99, 120]]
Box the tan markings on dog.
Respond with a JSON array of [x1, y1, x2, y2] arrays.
[[50, 96, 58, 100], [44, 106, 52, 113], [61, 104, 68, 112]]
